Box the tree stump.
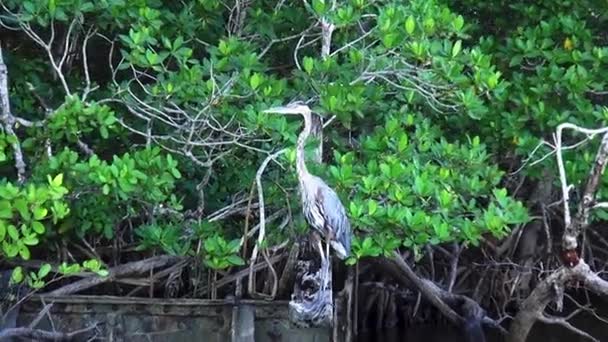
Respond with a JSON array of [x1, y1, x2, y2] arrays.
[[288, 252, 333, 328]]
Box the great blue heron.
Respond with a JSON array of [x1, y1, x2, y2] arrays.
[[263, 102, 352, 264]]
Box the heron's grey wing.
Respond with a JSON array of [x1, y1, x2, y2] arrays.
[[313, 182, 352, 257]]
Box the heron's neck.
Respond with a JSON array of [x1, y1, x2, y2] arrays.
[[296, 112, 312, 181]]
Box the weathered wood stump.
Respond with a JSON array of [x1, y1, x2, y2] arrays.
[[289, 257, 333, 328]]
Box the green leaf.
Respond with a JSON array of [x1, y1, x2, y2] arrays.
[[398, 134, 408, 152], [145, 50, 159, 65], [14, 198, 30, 221], [0, 184, 18, 200], [52, 174, 64, 187], [80, 2, 95, 12], [227, 255, 245, 266], [368, 199, 378, 216], [249, 73, 262, 90], [170, 168, 181, 179], [10, 267, 23, 284], [83, 259, 101, 271], [382, 33, 399, 48], [7, 224, 19, 240], [204, 237, 218, 253], [227, 239, 241, 253], [19, 244, 31, 260], [405, 16, 416, 35], [312, 0, 326, 15], [97, 269, 109, 277], [33, 207, 48, 220], [453, 15, 464, 31], [0, 200, 13, 219], [100, 126, 109, 139], [58, 262, 81, 275], [345, 257, 357, 266], [48, 0, 56, 16], [362, 236, 373, 250], [22, 234, 39, 246], [452, 40, 462, 57], [303, 57, 314, 74], [32, 221, 45, 234], [38, 263, 52, 278]]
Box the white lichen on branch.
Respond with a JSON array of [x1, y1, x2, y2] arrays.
[[0, 44, 27, 182]]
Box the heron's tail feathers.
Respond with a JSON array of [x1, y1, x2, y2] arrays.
[[330, 240, 350, 260]]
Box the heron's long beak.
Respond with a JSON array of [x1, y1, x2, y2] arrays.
[[262, 106, 301, 115]]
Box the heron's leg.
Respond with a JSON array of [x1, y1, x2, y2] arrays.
[[325, 234, 330, 262], [317, 240, 326, 263], [323, 231, 333, 292], [312, 231, 329, 287], [324, 228, 335, 261], [311, 231, 326, 263]]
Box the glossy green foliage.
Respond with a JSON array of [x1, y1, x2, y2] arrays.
[[47, 96, 117, 141], [446, 0, 608, 221], [0, 175, 69, 260], [31, 147, 182, 239], [1, 0, 562, 272], [330, 114, 528, 262], [136, 221, 191, 256], [203, 235, 245, 270]]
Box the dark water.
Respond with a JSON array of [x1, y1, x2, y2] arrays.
[[356, 326, 472, 342], [355, 320, 607, 342], [355, 293, 608, 341]]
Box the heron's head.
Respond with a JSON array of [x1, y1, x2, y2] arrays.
[[263, 101, 311, 116]]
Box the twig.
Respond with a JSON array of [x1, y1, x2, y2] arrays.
[[538, 314, 599, 342]]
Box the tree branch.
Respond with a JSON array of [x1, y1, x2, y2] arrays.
[[0, 44, 27, 182], [508, 124, 608, 342]]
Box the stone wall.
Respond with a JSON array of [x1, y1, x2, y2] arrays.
[[16, 296, 330, 342]]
